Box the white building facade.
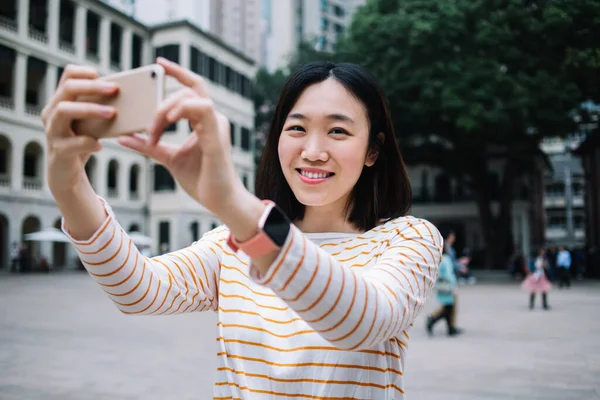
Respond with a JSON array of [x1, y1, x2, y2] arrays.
[[263, 0, 367, 72], [541, 135, 586, 248], [0, 0, 255, 269]]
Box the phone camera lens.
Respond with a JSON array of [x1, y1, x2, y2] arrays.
[[151, 71, 156, 79]]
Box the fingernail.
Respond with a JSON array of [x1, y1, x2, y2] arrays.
[[101, 106, 114, 117]]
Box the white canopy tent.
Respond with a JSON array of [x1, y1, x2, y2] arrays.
[[24, 228, 70, 243]]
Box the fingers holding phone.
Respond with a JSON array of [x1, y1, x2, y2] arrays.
[[42, 65, 120, 194]]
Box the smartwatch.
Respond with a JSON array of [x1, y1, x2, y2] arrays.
[[227, 200, 291, 258]]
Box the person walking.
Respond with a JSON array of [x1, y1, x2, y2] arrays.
[[42, 59, 442, 399], [426, 229, 462, 336]]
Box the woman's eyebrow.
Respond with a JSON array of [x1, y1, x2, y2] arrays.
[[286, 113, 354, 123]]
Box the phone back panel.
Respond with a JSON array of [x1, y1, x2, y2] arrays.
[[74, 64, 165, 139]]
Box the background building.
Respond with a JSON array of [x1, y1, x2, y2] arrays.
[[540, 135, 586, 249], [105, 0, 262, 64], [263, 0, 367, 71], [0, 0, 256, 269]]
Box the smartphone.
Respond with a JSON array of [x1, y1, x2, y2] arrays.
[[73, 64, 165, 139]]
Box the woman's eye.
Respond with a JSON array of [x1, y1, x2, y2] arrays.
[[287, 125, 305, 132], [330, 128, 349, 135]]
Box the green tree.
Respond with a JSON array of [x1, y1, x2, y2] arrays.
[[335, 0, 600, 268]]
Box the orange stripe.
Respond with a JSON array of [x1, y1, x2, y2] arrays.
[[217, 366, 403, 390], [123, 269, 163, 315], [215, 337, 402, 359], [280, 235, 306, 291], [220, 278, 277, 297], [301, 257, 339, 319], [262, 230, 295, 285], [153, 271, 173, 315], [219, 292, 289, 311], [331, 277, 369, 344], [77, 225, 117, 255], [103, 251, 142, 296], [221, 263, 249, 278], [87, 238, 131, 278], [95, 242, 138, 286], [287, 248, 320, 303], [82, 230, 125, 267], [112, 265, 153, 307], [318, 272, 357, 334], [348, 280, 378, 350], [214, 381, 403, 397], [218, 307, 303, 324], [217, 322, 313, 338], [70, 213, 112, 246], [215, 352, 403, 376]]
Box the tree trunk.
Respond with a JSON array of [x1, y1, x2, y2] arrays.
[[471, 158, 518, 270]]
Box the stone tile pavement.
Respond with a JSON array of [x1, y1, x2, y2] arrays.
[[0, 272, 598, 399]]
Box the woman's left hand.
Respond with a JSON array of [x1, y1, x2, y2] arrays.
[[118, 57, 244, 216]]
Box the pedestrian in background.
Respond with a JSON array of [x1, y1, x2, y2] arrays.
[[521, 248, 551, 310]]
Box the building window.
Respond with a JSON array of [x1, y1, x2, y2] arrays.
[[131, 34, 143, 68], [241, 76, 252, 98], [164, 122, 177, 133], [241, 128, 251, 151], [110, 23, 122, 68], [333, 5, 345, 17], [153, 165, 175, 192], [190, 221, 199, 242], [334, 23, 344, 34], [190, 46, 207, 76], [155, 44, 180, 64], [158, 221, 170, 253], [230, 122, 236, 147], [208, 57, 218, 81], [242, 174, 248, 189]]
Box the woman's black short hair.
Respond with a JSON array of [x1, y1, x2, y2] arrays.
[[255, 61, 412, 231]]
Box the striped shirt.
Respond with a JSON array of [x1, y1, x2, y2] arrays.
[[63, 198, 442, 399]]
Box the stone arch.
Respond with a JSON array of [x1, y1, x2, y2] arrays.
[[129, 163, 140, 199], [0, 133, 12, 188], [23, 141, 44, 190], [21, 214, 41, 270], [53, 218, 67, 268], [107, 159, 119, 198], [85, 155, 97, 188], [0, 213, 8, 269]]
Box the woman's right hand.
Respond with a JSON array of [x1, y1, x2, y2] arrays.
[[42, 65, 119, 195]]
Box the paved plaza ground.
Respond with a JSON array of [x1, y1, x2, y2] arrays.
[[0, 272, 599, 400]]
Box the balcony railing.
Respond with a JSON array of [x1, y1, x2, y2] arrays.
[[0, 15, 17, 32], [86, 53, 100, 64], [28, 27, 48, 43], [0, 96, 14, 110], [59, 40, 75, 54], [129, 191, 140, 201], [25, 104, 42, 116], [0, 173, 10, 188], [23, 176, 42, 191], [107, 188, 118, 198]]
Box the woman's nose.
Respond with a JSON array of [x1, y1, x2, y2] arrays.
[[300, 135, 329, 162]]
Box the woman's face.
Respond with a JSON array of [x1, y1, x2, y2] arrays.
[[278, 79, 376, 210]]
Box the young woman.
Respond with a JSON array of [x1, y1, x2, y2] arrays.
[[522, 248, 551, 310], [42, 58, 442, 399]]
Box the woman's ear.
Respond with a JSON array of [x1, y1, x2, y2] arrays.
[[365, 132, 385, 167]]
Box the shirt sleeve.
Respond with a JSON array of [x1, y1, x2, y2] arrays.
[[249, 218, 443, 350], [62, 198, 225, 315]]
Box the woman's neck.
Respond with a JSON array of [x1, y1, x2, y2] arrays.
[[294, 203, 362, 234]]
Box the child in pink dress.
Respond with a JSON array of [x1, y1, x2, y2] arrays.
[[521, 248, 552, 310]]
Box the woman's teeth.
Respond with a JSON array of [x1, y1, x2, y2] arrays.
[[300, 170, 329, 179]]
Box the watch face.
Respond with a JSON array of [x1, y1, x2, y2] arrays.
[[263, 205, 291, 247]]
